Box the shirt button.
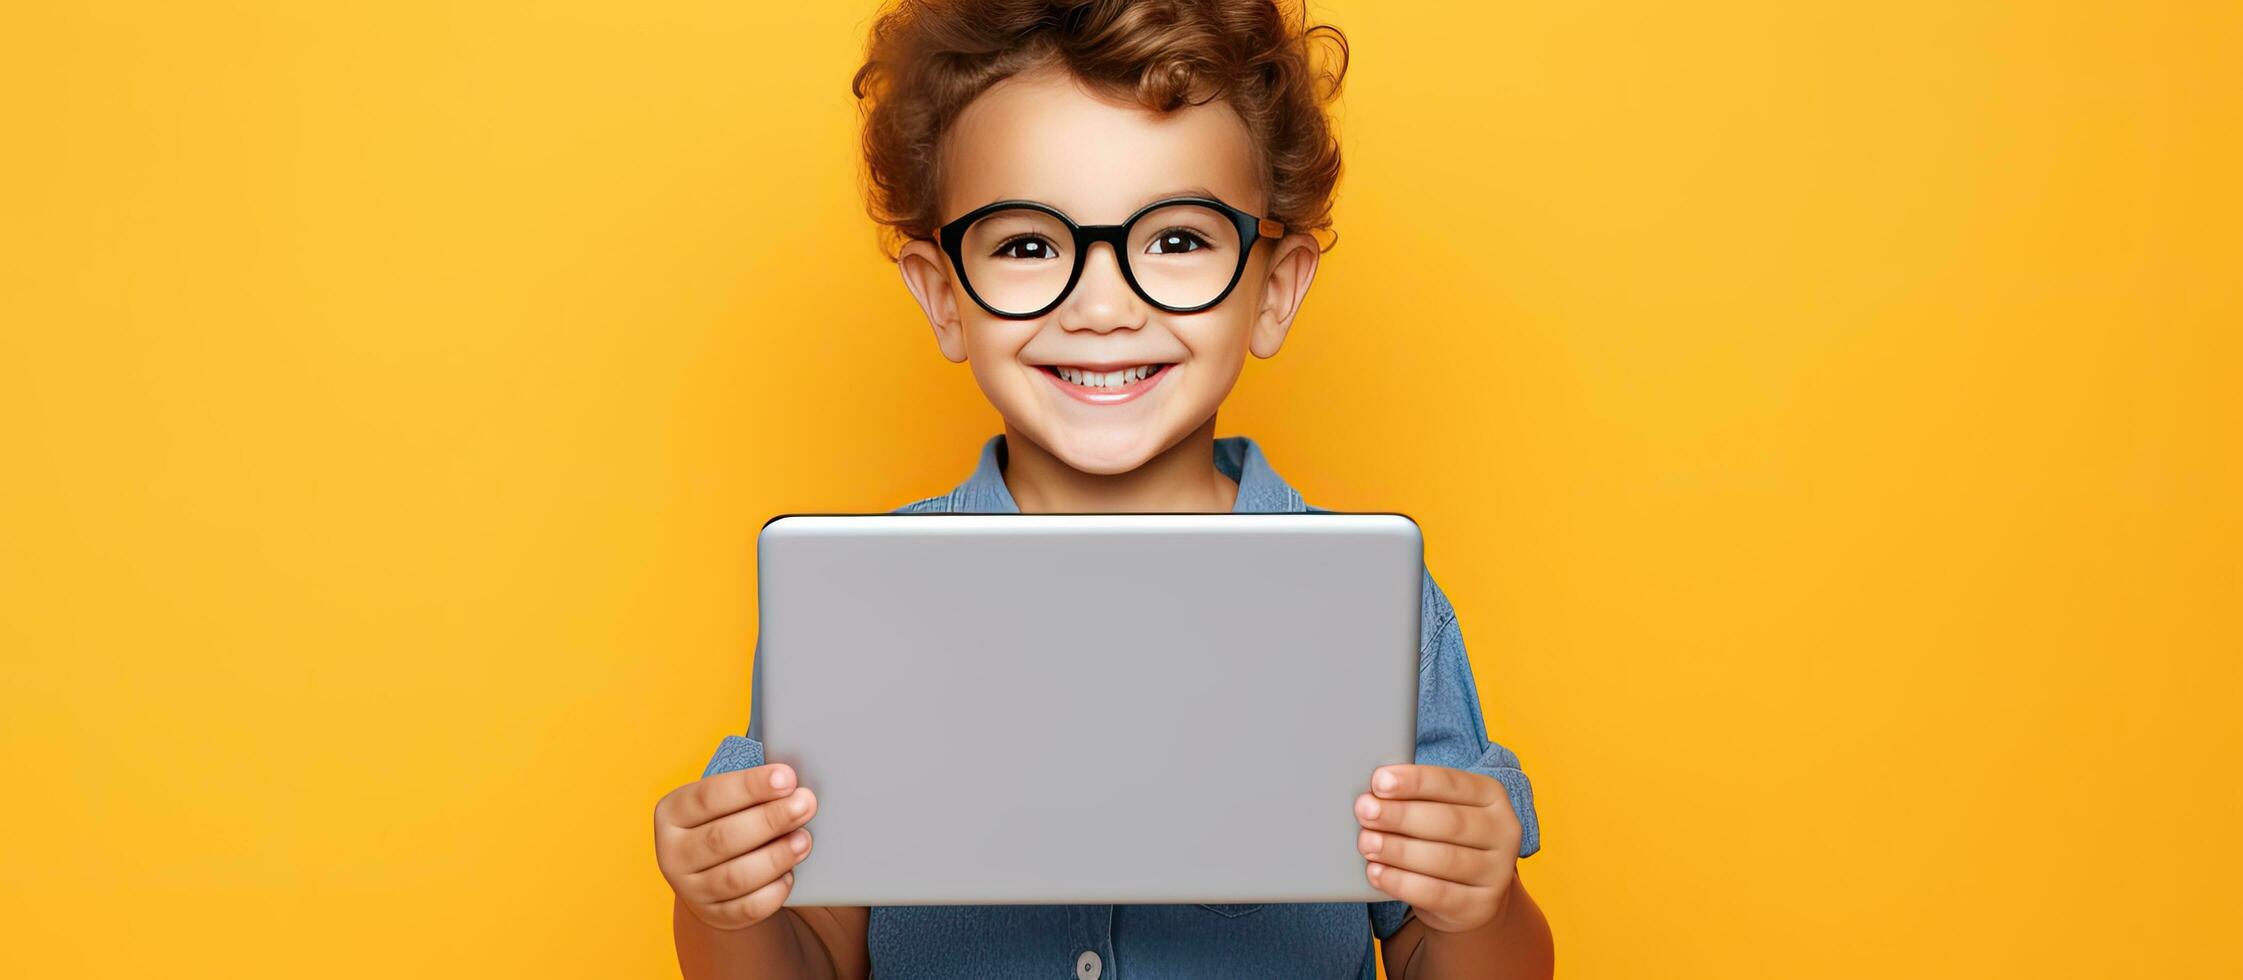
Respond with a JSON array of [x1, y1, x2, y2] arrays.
[[1075, 949, 1103, 980]]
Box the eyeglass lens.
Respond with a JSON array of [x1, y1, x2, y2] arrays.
[[959, 203, 1244, 314]]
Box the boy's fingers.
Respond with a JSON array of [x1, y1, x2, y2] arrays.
[[1365, 860, 1491, 919], [1355, 794, 1503, 849], [1358, 829, 1502, 887], [687, 828, 813, 906], [1370, 765, 1502, 807], [697, 869, 796, 932], [663, 764, 799, 829], [683, 789, 819, 874]]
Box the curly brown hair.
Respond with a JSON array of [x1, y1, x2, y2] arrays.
[[851, 0, 1349, 258]]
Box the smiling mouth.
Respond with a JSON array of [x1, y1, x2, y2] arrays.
[[1040, 363, 1172, 390]]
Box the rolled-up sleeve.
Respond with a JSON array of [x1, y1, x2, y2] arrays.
[[702, 733, 765, 777], [1372, 568, 1541, 941]]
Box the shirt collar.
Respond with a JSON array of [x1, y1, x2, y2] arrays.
[[945, 433, 1306, 514]]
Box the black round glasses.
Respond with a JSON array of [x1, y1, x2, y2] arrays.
[[936, 195, 1287, 319]]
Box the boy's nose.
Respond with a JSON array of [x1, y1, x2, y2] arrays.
[[1054, 241, 1146, 334]]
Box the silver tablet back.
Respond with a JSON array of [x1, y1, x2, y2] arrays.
[[755, 512, 1421, 906]]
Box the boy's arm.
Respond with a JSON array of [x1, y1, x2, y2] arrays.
[[674, 901, 869, 980], [1369, 570, 1548, 972], [1378, 876, 1553, 979], [685, 634, 873, 980]]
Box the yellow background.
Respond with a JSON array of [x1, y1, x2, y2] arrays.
[[4, 1, 2237, 976]]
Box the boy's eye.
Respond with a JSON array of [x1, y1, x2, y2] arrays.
[[993, 236, 1061, 261], [1146, 229, 1212, 254]]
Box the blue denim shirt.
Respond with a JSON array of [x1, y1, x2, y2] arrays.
[[702, 433, 1540, 979]]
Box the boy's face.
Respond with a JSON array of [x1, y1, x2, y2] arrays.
[[897, 64, 1322, 475]]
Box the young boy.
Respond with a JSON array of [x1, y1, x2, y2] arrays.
[[653, 2, 1551, 977]]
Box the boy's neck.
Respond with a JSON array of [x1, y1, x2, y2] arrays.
[[1000, 417, 1241, 514]]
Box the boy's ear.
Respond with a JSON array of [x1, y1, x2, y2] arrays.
[[1249, 232, 1322, 359], [898, 239, 969, 363]]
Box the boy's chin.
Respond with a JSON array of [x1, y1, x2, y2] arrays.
[[1047, 443, 1158, 477], [1025, 424, 1173, 476]]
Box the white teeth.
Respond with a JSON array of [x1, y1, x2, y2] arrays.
[[1052, 364, 1162, 388]]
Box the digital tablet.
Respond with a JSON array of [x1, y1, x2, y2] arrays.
[[751, 512, 1421, 906]]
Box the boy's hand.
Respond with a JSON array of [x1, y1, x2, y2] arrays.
[[1355, 764, 1522, 934], [654, 763, 819, 932]]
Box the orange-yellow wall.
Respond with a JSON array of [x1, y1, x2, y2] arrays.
[[3, 2, 2237, 976]]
